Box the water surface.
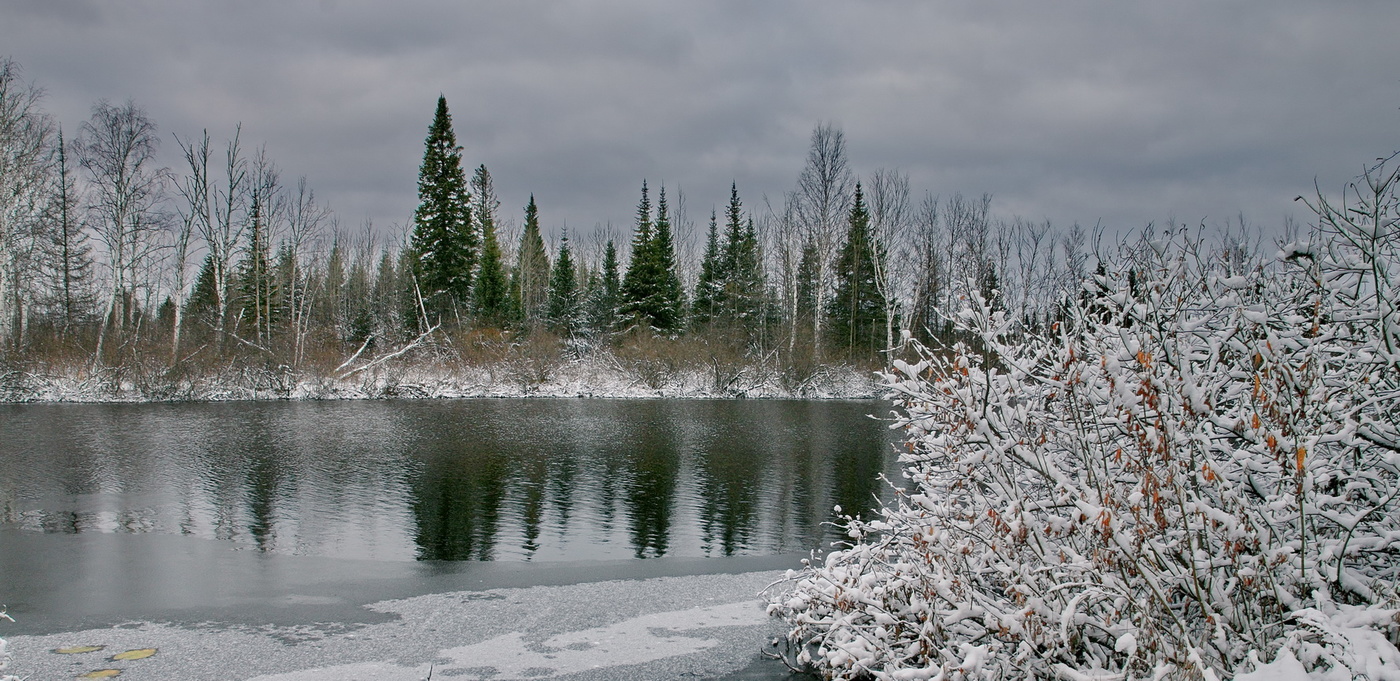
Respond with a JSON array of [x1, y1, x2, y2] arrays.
[[1, 399, 899, 564]]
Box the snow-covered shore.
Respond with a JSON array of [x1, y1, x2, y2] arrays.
[[0, 359, 881, 403]]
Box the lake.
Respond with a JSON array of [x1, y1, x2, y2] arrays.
[[0, 399, 901, 643]]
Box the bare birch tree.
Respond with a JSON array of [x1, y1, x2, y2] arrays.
[[204, 126, 248, 347], [0, 59, 54, 350], [77, 99, 168, 357], [907, 192, 943, 343], [793, 122, 853, 359], [866, 167, 911, 357], [173, 129, 213, 360], [283, 176, 329, 365]]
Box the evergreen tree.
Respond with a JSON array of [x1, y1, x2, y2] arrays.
[[373, 249, 402, 337], [620, 181, 654, 327], [827, 183, 886, 359], [620, 182, 684, 332], [314, 239, 346, 332], [43, 126, 95, 330], [586, 239, 622, 334], [470, 164, 509, 325], [473, 207, 509, 326], [692, 209, 721, 329], [718, 184, 764, 333], [510, 195, 550, 326], [547, 230, 579, 334], [409, 95, 473, 325], [186, 253, 221, 329], [274, 241, 298, 336], [235, 193, 279, 344], [344, 253, 373, 343], [650, 188, 686, 331]]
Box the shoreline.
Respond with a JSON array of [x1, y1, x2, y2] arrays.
[[0, 361, 883, 404]]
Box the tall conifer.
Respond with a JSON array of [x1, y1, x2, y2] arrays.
[[828, 183, 886, 358], [471, 165, 509, 325], [511, 195, 550, 326], [409, 95, 473, 325], [547, 230, 579, 334]]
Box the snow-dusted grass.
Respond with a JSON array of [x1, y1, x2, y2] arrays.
[[0, 352, 879, 403], [767, 165, 1400, 680]]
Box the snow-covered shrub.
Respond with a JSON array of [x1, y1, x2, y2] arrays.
[[768, 163, 1400, 680], [0, 610, 16, 681]]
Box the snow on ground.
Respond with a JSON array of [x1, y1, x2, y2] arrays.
[[3, 571, 788, 681], [0, 356, 879, 403]]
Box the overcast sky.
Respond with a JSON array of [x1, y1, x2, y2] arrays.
[[4, 0, 1399, 249]]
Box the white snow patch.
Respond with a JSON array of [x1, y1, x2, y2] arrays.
[[247, 599, 767, 681]]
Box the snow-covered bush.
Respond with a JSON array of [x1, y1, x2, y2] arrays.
[[768, 163, 1400, 680], [0, 610, 16, 681]]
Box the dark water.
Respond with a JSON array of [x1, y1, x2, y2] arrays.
[[0, 399, 899, 565]]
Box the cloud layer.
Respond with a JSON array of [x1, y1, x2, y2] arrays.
[[5, 0, 1397, 242]]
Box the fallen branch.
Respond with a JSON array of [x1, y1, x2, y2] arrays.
[[338, 324, 440, 379], [334, 335, 374, 374]]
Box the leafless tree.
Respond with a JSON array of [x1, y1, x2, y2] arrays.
[[762, 192, 804, 355], [42, 125, 95, 335], [793, 122, 853, 359], [77, 99, 169, 357], [0, 59, 54, 349], [204, 125, 249, 346], [865, 168, 911, 357], [240, 146, 284, 345], [944, 192, 994, 304], [907, 192, 943, 343], [283, 176, 330, 365], [173, 129, 213, 360]]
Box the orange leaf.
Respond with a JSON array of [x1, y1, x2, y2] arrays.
[[1296, 447, 1306, 472]]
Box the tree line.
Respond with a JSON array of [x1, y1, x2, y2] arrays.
[[1, 58, 1103, 386]]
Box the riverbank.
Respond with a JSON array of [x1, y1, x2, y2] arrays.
[[0, 357, 881, 403]]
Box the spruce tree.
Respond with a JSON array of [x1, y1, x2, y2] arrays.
[[409, 95, 473, 325], [471, 165, 509, 325], [692, 209, 721, 329], [511, 195, 550, 327], [186, 254, 220, 330], [620, 181, 655, 327], [547, 230, 579, 334], [717, 184, 765, 332], [45, 126, 95, 330], [236, 193, 279, 344], [827, 183, 886, 359], [649, 188, 686, 331], [587, 239, 622, 334]]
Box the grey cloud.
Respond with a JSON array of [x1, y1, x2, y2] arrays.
[[2, 0, 1396, 243]]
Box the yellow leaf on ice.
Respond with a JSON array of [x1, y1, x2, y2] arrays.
[[77, 670, 122, 678], [109, 648, 157, 661], [52, 645, 106, 654]]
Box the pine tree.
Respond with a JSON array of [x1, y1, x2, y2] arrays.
[[409, 95, 473, 326], [470, 164, 509, 325], [827, 183, 886, 359], [235, 193, 279, 344], [692, 209, 721, 329], [373, 250, 402, 337], [547, 230, 579, 335], [44, 126, 95, 330], [314, 239, 346, 332], [650, 188, 686, 331], [186, 253, 220, 330], [718, 184, 764, 333], [620, 182, 684, 332], [620, 181, 655, 327], [511, 195, 550, 327], [586, 239, 622, 334]]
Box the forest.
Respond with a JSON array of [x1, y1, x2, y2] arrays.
[[2, 58, 1093, 400]]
